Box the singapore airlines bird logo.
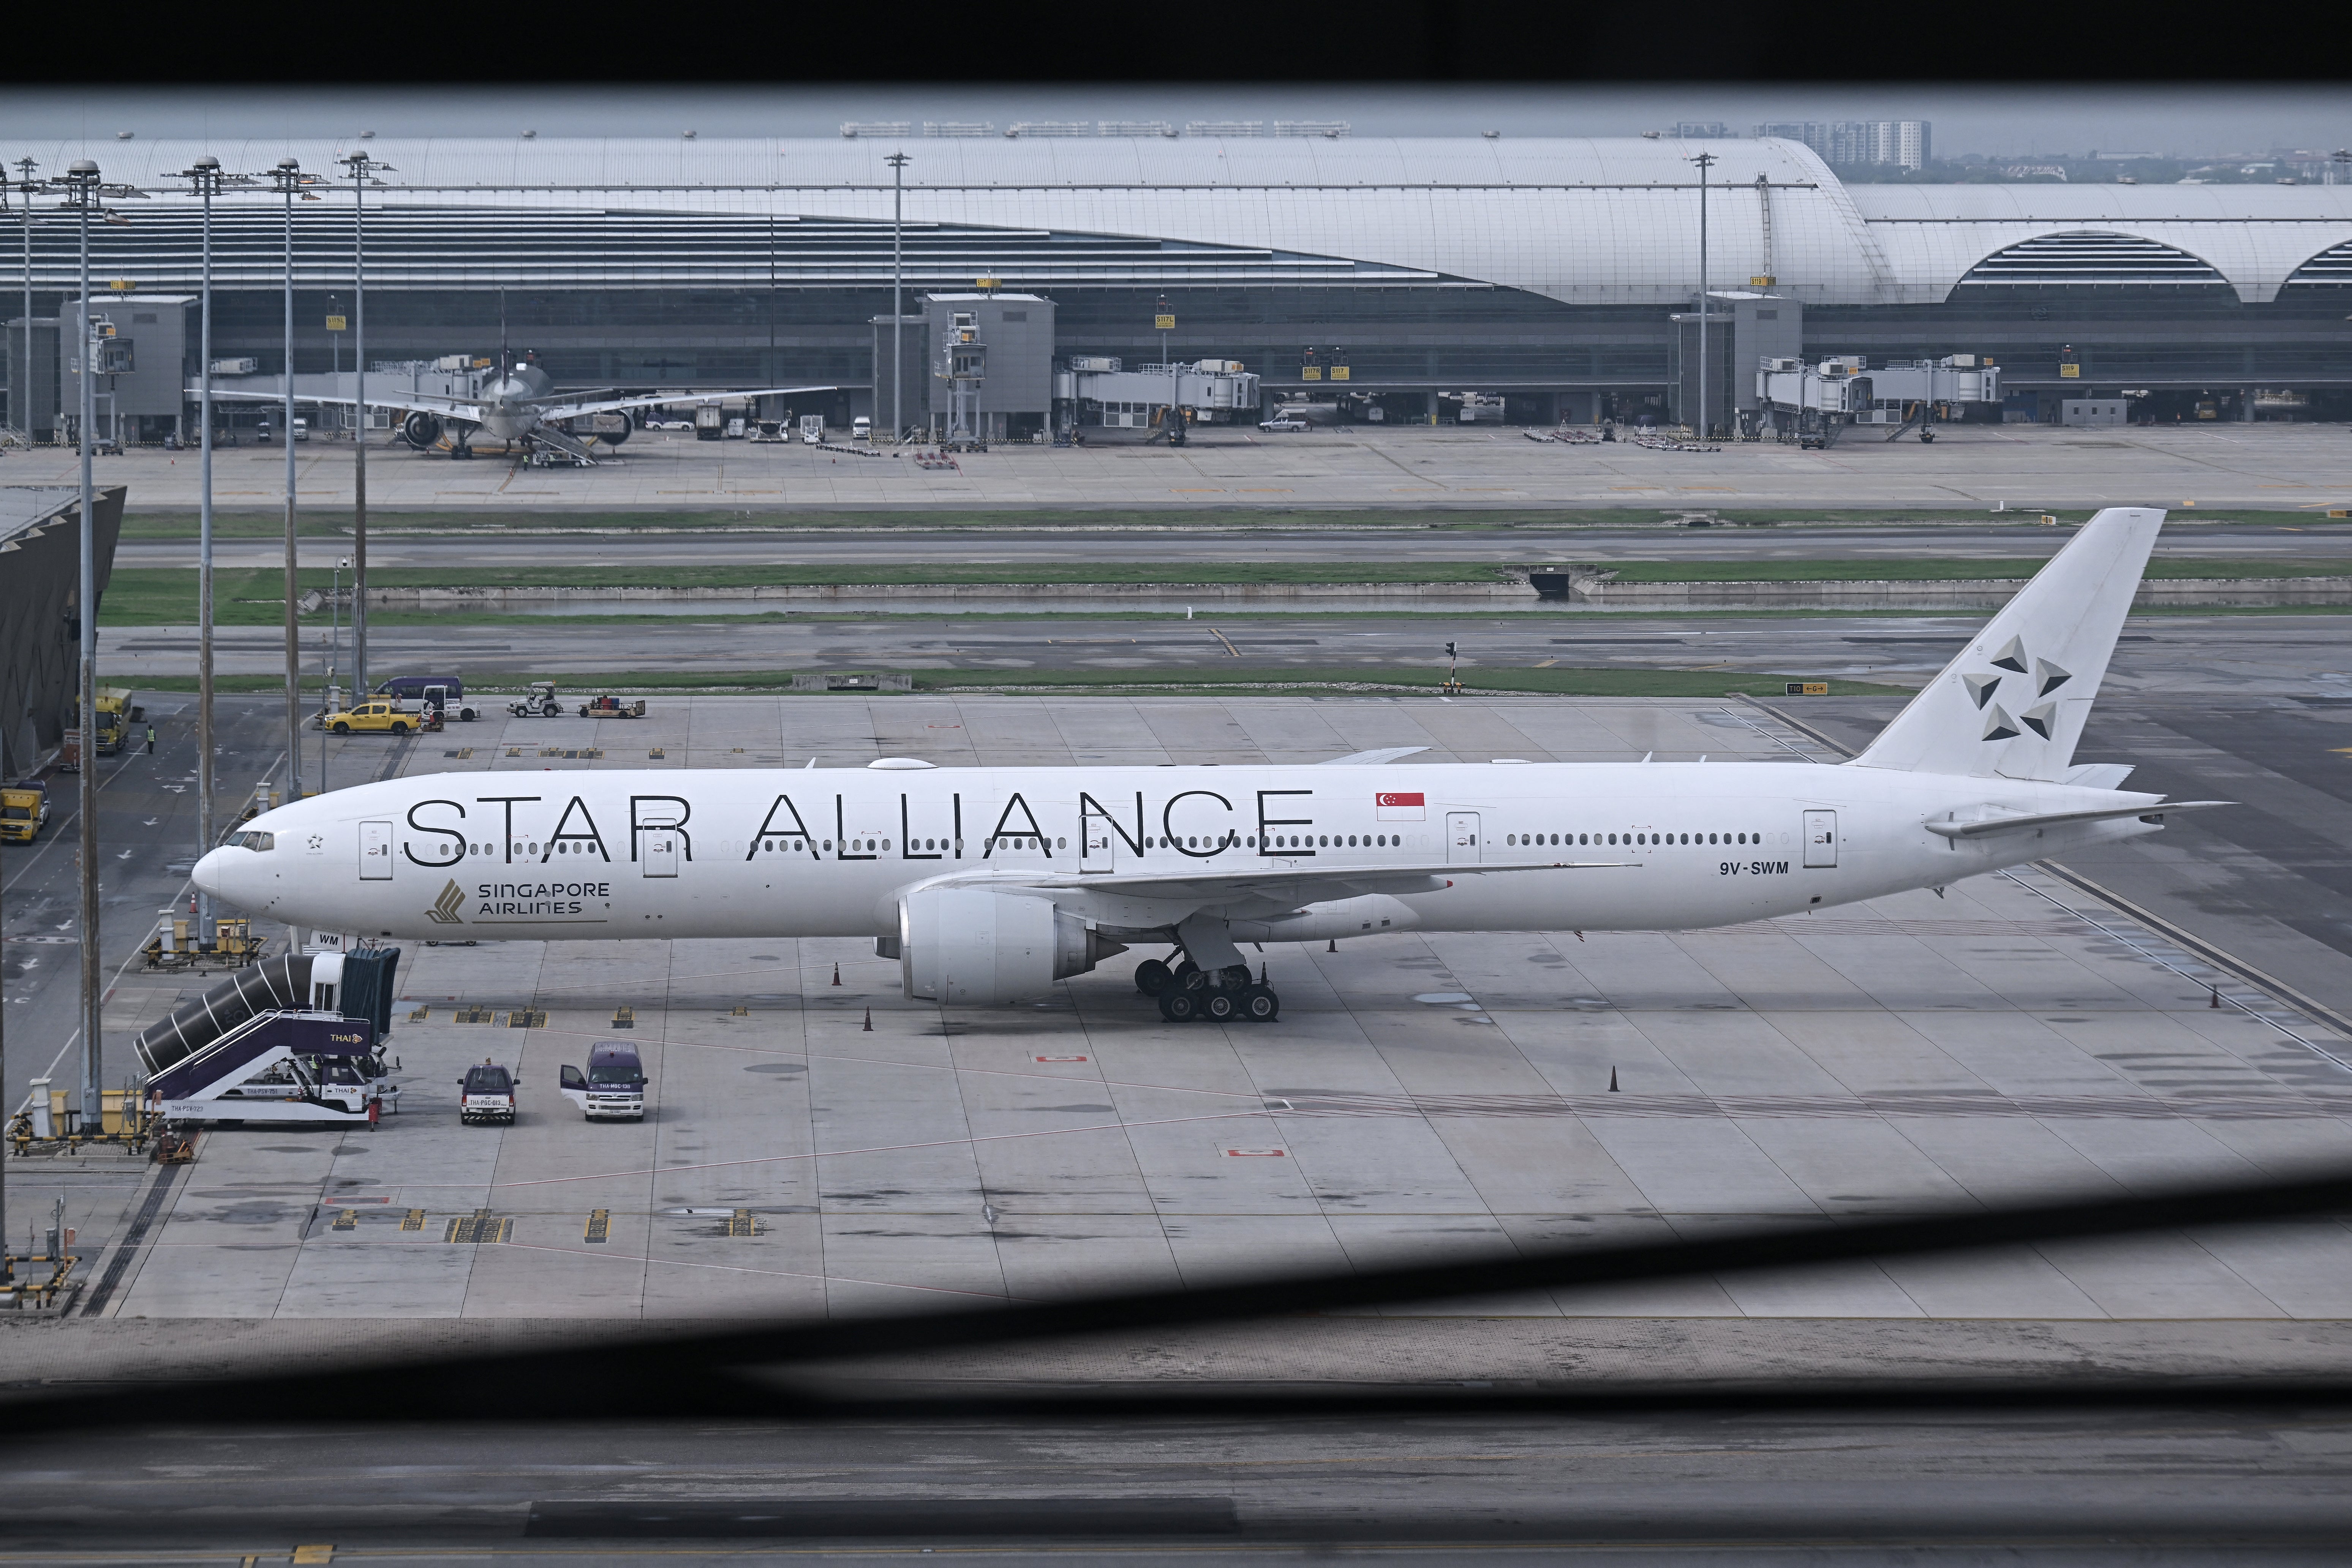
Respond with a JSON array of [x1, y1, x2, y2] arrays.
[[426, 880, 466, 925], [1964, 635, 2071, 744]]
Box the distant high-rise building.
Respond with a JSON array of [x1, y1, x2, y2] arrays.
[[1672, 122, 1735, 139], [1753, 120, 1931, 170]]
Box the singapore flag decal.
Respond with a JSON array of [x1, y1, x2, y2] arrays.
[[1376, 791, 1426, 822]]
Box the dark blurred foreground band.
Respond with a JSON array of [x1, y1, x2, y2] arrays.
[[7, 1170, 2352, 1430]]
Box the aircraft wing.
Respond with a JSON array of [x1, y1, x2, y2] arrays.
[[1318, 747, 1429, 766], [534, 386, 839, 421], [987, 858, 1639, 907], [1923, 800, 2231, 839], [190, 387, 490, 422]]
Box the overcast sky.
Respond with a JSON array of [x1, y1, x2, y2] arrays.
[[6, 86, 2344, 158]]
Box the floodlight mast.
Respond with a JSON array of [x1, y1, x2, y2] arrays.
[[1691, 149, 1715, 442], [0, 155, 25, 1285], [62, 158, 103, 1123], [271, 159, 304, 803], [888, 152, 908, 445], [179, 155, 235, 936], [342, 152, 392, 697]]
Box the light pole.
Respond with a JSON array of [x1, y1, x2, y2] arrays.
[[62, 158, 103, 1124], [271, 159, 305, 801], [887, 152, 908, 444], [1690, 150, 1715, 440], [342, 151, 390, 697], [8, 158, 32, 441], [179, 155, 238, 933], [0, 158, 22, 1288]]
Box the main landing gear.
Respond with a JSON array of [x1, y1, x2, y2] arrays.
[[1135, 954, 1280, 1023]]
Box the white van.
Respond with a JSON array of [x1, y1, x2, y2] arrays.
[[851, 415, 872, 442]]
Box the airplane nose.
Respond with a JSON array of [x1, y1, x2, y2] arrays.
[[193, 846, 235, 899]]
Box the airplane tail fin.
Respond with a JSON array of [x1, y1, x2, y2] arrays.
[[1849, 507, 2164, 781]]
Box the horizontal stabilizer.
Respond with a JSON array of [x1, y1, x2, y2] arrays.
[[2063, 763, 2136, 790], [1924, 800, 2230, 839]]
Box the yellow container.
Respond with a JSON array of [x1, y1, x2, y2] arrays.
[[100, 1089, 132, 1135]]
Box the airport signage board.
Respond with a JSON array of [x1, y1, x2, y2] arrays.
[[326, 315, 347, 332]]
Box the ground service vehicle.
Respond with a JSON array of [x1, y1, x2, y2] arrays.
[[559, 1043, 647, 1120], [459, 1061, 517, 1125], [852, 415, 872, 441], [508, 681, 564, 718], [1259, 416, 1309, 432], [694, 405, 724, 441], [577, 695, 647, 718], [88, 688, 140, 755], [799, 415, 824, 444], [322, 701, 419, 736], [375, 677, 477, 722], [1, 783, 48, 843]]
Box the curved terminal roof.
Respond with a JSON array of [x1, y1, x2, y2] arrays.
[[21, 136, 2352, 306]]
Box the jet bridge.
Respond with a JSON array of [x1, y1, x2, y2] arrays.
[[1755, 356, 2000, 447], [134, 951, 403, 1125]]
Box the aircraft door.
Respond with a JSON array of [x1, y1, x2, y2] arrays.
[[642, 827, 681, 877], [1803, 809, 1838, 868], [1080, 821, 1119, 873], [359, 821, 393, 880], [1446, 811, 1482, 864]]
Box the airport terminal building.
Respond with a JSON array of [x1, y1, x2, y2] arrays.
[[8, 134, 2352, 436]]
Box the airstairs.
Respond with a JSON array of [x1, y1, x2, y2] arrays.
[[525, 424, 600, 466], [135, 950, 403, 1125]]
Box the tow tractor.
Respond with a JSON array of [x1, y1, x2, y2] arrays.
[[507, 681, 565, 718], [577, 694, 647, 718]]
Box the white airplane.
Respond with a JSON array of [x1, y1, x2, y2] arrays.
[[194, 507, 2221, 1023], [197, 354, 835, 461]]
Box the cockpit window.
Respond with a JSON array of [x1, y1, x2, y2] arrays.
[[232, 830, 275, 851]]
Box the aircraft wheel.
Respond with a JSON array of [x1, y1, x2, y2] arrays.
[[1170, 959, 1198, 986], [1240, 985, 1280, 1023], [1202, 989, 1238, 1024], [1159, 987, 1199, 1024], [1134, 958, 1172, 996], [332, 722, 350, 735]]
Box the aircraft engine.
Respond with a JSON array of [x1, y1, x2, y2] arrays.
[[900, 887, 1125, 1004], [401, 410, 444, 449]]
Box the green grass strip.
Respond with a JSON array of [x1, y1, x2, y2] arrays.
[[1600, 557, 2352, 583], [118, 504, 2352, 539], [127, 667, 1911, 699]]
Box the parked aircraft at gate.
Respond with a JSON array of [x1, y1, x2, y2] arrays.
[[196, 355, 833, 460], [195, 508, 2220, 1023]]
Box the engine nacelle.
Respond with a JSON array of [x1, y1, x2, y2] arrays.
[[401, 410, 444, 449], [900, 887, 1124, 1004]]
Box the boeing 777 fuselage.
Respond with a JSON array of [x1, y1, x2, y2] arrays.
[[194, 509, 2221, 1019]]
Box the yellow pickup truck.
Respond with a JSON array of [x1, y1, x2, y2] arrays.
[[321, 700, 422, 736], [1, 783, 48, 843]]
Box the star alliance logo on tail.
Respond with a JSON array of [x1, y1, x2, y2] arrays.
[[426, 880, 466, 925]]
